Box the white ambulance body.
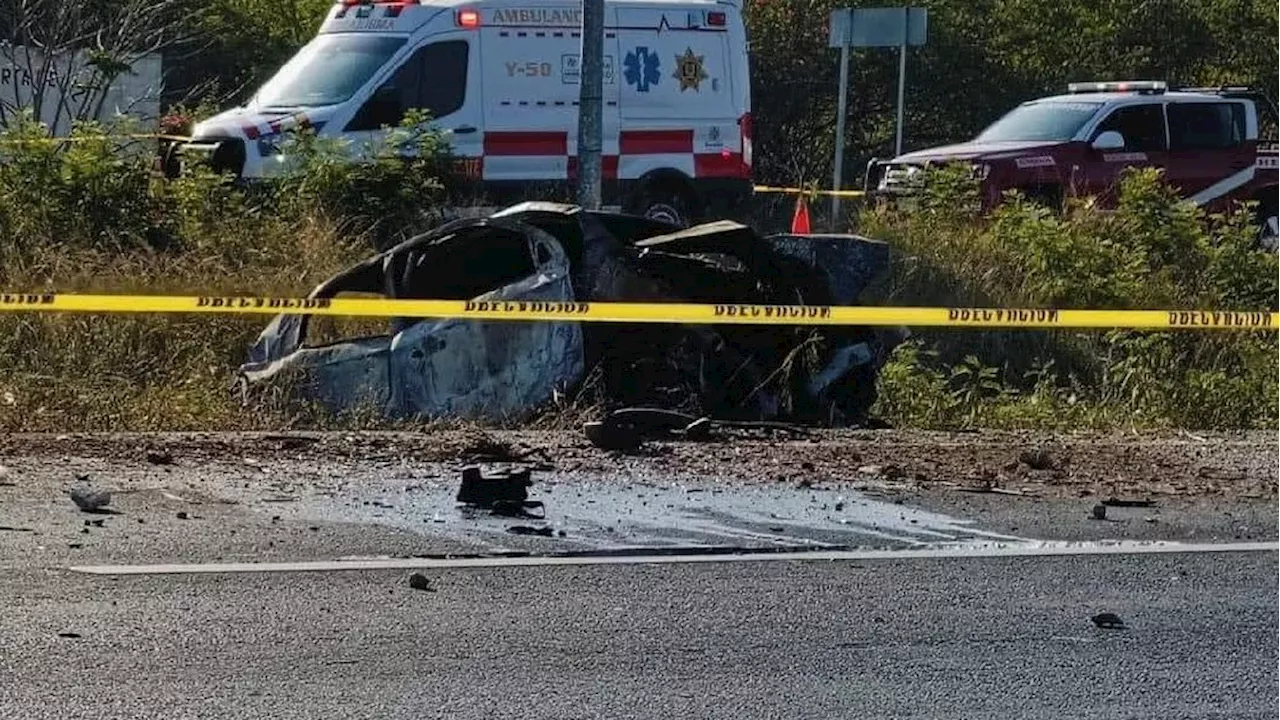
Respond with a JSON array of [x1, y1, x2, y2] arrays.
[[187, 0, 753, 225]]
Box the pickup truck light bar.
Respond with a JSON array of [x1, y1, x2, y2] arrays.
[[1067, 81, 1167, 94]]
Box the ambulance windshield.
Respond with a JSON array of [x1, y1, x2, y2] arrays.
[[253, 35, 406, 110]]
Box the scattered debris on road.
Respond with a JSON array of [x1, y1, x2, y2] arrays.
[[238, 203, 904, 426], [407, 572, 435, 592], [56, 632, 82, 639], [1091, 613, 1127, 630], [1091, 504, 1108, 520]]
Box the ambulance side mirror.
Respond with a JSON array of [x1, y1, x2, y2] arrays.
[[1091, 131, 1125, 151]]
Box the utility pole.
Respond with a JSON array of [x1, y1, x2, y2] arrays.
[[576, 0, 604, 209]]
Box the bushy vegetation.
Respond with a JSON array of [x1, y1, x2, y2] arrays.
[[864, 165, 1278, 430], [0, 0, 1273, 431], [0, 113, 446, 431]]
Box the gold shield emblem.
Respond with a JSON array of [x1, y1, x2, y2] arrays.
[[673, 47, 709, 92]]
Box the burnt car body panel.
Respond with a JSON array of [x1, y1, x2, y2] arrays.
[[240, 216, 585, 420], [238, 204, 903, 425]]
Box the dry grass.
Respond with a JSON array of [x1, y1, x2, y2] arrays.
[[0, 215, 370, 431]]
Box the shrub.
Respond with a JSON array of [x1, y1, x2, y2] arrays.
[[0, 112, 448, 431], [863, 164, 1277, 430]]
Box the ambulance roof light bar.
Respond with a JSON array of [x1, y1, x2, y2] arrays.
[[1066, 80, 1168, 95]]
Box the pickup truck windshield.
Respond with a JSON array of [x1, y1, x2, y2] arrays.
[[252, 35, 407, 110], [975, 101, 1103, 142]]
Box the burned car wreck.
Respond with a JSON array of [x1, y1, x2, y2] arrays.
[[237, 202, 907, 427]]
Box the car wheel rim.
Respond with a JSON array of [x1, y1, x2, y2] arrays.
[[644, 202, 685, 227]]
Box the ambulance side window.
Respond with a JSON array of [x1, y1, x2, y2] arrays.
[[346, 41, 468, 132], [415, 41, 468, 118]]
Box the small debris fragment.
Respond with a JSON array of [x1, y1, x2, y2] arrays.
[[1091, 504, 1107, 520], [0, 525, 34, 532], [69, 484, 111, 513], [175, 511, 189, 520], [407, 573, 435, 592], [491, 500, 545, 519], [834, 501, 846, 512], [457, 466, 533, 507], [682, 417, 713, 441], [583, 421, 638, 451], [1018, 448, 1056, 470], [797, 478, 814, 489], [1091, 613, 1127, 630], [57, 632, 82, 639], [506, 525, 555, 537], [145, 450, 174, 466], [1102, 498, 1155, 508], [801, 461, 815, 472]]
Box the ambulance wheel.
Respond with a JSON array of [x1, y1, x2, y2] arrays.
[[631, 181, 697, 228]]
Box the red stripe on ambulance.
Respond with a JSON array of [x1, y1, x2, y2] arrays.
[[694, 151, 748, 179], [567, 155, 620, 181], [620, 129, 694, 154], [483, 131, 569, 156]]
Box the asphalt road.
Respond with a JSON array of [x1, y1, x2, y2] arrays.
[[2, 550, 1275, 720]]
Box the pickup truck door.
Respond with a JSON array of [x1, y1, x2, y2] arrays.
[[1078, 103, 1168, 205], [1164, 100, 1256, 211]]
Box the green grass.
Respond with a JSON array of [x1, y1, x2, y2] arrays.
[[858, 164, 1279, 431]]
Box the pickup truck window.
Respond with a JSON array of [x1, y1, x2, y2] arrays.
[[1092, 104, 1166, 151], [1167, 102, 1246, 150], [976, 101, 1103, 142]]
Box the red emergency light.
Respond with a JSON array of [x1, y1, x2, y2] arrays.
[[456, 8, 480, 27], [706, 11, 726, 26]]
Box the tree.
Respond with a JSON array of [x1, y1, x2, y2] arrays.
[[0, 0, 202, 133]]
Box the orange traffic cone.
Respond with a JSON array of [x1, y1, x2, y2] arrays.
[[790, 194, 811, 234]]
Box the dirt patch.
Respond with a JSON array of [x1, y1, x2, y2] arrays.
[[0, 429, 1273, 500]]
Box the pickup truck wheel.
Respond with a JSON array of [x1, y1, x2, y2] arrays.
[[1257, 199, 1278, 252]]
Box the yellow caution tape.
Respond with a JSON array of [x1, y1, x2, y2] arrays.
[[0, 133, 193, 146], [0, 292, 1275, 330], [754, 185, 867, 198]]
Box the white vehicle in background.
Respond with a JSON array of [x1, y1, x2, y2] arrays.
[[180, 0, 754, 227]]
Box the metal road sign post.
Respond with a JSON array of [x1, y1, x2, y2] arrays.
[[828, 7, 928, 221], [576, 0, 605, 209]]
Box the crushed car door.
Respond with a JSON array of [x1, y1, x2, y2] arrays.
[[386, 222, 585, 419]]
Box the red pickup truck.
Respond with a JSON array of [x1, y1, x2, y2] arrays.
[[865, 81, 1279, 247]]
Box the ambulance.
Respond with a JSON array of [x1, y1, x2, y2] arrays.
[[182, 0, 753, 226]]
